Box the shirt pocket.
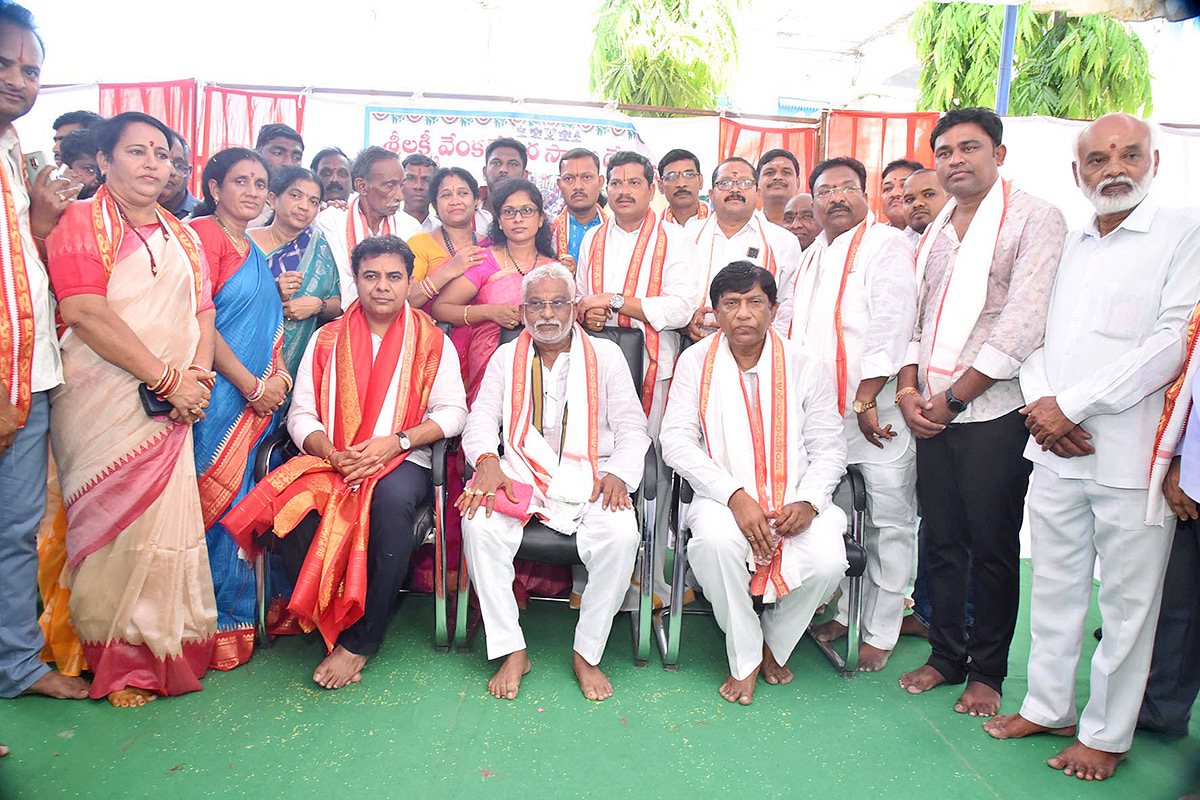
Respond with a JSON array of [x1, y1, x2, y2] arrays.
[[1095, 281, 1152, 341]]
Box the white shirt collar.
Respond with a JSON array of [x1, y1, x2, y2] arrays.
[[1083, 194, 1159, 239]]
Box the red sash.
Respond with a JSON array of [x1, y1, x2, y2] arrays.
[[222, 303, 443, 650], [0, 150, 35, 425], [345, 195, 393, 255], [587, 211, 667, 415], [665, 203, 709, 225], [828, 221, 869, 415]]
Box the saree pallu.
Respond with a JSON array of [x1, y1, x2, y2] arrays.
[[266, 227, 340, 379], [48, 204, 217, 699], [193, 241, 283, 670]]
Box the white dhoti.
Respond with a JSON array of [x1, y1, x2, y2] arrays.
[[833, 450, 918, 649], [464, 501, 640, 665], [686, 496, 848, 680], [1019, 464, 1175, 753]]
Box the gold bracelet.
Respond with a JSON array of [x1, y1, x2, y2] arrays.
[[895, 386, 920, 403], [462, 306, 470, 326]]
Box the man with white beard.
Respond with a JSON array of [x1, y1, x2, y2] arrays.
[[983, 114, 1200, 782]]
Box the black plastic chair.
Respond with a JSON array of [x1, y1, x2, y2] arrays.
[[652, 465, 869, 677], [451, 325, 658, 666], [250, 432, 453, 651]]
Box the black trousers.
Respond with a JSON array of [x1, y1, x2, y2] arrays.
[[278, 460, 432, 657], [915, 410, 1031, 692], [1139, 516, 1200, 734]]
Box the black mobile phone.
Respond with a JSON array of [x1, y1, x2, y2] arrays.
[[138, 383, 174, 417]]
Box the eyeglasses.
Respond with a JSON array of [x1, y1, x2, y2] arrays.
[[523, 299, 572, 313], [172, 160, 193, 175], [714, 177, 757, 192], [814, 184, 864, 201], [499, 205, 539, 219], [661, 170, 700, 183]]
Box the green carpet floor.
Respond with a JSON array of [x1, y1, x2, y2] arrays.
[[1, 562, 1197, 799]]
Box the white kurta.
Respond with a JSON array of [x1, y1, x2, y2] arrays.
[[1016, 197, 1200, 753], [685, 210, 801, 310], [661, 335, 849, 678], [461, 335, 650, 663], [313, 200, 403, 309], [393, 209, 438, 241]]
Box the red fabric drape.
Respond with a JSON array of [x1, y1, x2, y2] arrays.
[[194, 85, 306, 194], [824, 111, 940, 222], [98, 79, 196, 143], [717, 118, 818, 199]]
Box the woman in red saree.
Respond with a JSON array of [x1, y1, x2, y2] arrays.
[[46, 113, 219, 708]]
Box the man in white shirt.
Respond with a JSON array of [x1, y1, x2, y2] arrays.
[[686, 157, 800, 343], [0, 3, 90, 704], [228, 236, 466, 691], [460, 263, 649, 703], [250, 123, 305, 226], [658, 149, 708, 227], [662, 262, 848, 705], [901, 169, 948, 248], [756, 148, 801, 228], [314, 146, 407, 308], [880, 158, 924, 230], [779, 156, 918, 672], [983, 114, 1200, 782], [782, 193, 820, 252], [394, 153, 439, 240], [476, 137, 529, 234], [310, 147, 352, 204]]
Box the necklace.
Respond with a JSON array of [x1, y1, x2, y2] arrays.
[[116, 204, 159, 276], [505, 243, 537, 275], [442, 225, 478, 257], [215, 214, 248, 257]]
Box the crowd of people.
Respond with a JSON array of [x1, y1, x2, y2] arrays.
[[1, 1, 1197, 783]]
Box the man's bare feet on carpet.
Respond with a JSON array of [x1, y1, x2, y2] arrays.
[[573, 652, 613, 701], [810, 619, 847, 643], [899, 614, 929, 638], [313, 646, 367, 689], [488, 650, 531, 700], [761, 644, 793, 685], [983, 713, 1076, 740], [0, 743, 7, 757], [719, 666, 760, 705], [857, 643, 891, 672], [955, 680, 1001, 717], [22, 671, 90, 700], [899, 663, 946, 695], [1048, 740, 1126, 781], [107, 688, 156, 708]]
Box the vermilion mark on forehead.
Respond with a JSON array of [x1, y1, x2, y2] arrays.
[[1110, 143, 1117, 150]]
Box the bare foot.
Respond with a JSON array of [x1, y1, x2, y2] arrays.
[[761, 644, 793, 685], [572, 652, 613, 701], [955, 680, 1001, 717], [811, 619, 847, 643], [107, 688, 157, 708], [1048, 740, 1126, 781], [984, 713, 1077, 740], [899, 614, 930, 638], [22, 671, 90, 700], [313, 645, 367, 690], [899, 663, 947, 695], [488, 650, 531, 700], [857, 643, 891, 672], [0, 743, 9, 757], [719, 666, 760, 705]]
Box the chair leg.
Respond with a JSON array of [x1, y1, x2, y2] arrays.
[[632, 496, 655, 667], [841, 505, 866, 675], [254, 551, 271, 649], [433, 485, 449, 653], [660, 519, 689, 671], [453, 534, 473, 651]]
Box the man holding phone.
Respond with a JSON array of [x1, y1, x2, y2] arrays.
[[0, 3, 91, 707]]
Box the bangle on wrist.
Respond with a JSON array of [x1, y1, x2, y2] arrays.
[[462, 306, 471, 326], [245, 377, 266, 403], [895, 386, 919, 403], [475, 452, 499, 468]]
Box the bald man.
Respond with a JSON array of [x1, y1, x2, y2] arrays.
[[782, 193, 820, 251], [983, 114, 1200, 782]]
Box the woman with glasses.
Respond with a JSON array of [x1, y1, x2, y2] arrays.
[[158, 131, 199, 219], [405, 167, 488, 311]]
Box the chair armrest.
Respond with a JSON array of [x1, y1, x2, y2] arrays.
[[641, 446, 658, 502], [845, 464, 867, 513], [431, 438, 449, 487], [679, 477, 695, 504], [253, 428, 297, 482]]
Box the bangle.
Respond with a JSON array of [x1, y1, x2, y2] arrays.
[[246, 377, 266, 403], [155, 367, 182, 399], [148, 363, 171, 394], [895, 386, 920, 403], [420, 278, 439, 299], [187, 364, 215, 391], [462, 306, 471, 327], [272, 368, 293, 394], [475, 452, 499, 468]]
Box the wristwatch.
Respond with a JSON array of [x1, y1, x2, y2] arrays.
[[396, 431, 412, 452], [852, 399, 876, 414], [945, 387, 968, 415], [608, 294, 626, 313]]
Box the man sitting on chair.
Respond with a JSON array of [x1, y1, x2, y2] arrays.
[[459, 263, 650, 702], [223, 236, 467, 690], [661, 262, 849, 705]]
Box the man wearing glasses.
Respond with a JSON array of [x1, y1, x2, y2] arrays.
[[657, 149, 707, 227], [551, 148, 606, 271], [158, 130, 199, 219], [686, 157, 801, 342]]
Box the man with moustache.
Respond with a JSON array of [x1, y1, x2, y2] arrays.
[[315, 146, 408, 307], [757, 148, 801, 227], [777, 157, 918, 672], [311, 147, 352, 204], [984, 114, 1200, 782], [550, 148, 606, 271], [896, 107, 1066, 718], [460, 263, 648, 703], [477, 137, 529, 230], [881, 159, 924, 230], [658, 149, 707, 227], [901, 169, 948, 246], [157, 130, 198, 219], [394, 153, 438, 239], [782, 193, 820, 251], [687, 157, 800, 342], [251, 123, 306, 225]]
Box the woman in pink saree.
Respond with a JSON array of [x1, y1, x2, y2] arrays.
[[46, 113, 219, 708]]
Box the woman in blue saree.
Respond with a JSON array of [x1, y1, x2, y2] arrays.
[[189, 148, 290, 670], [248, 166, 341, 380]]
